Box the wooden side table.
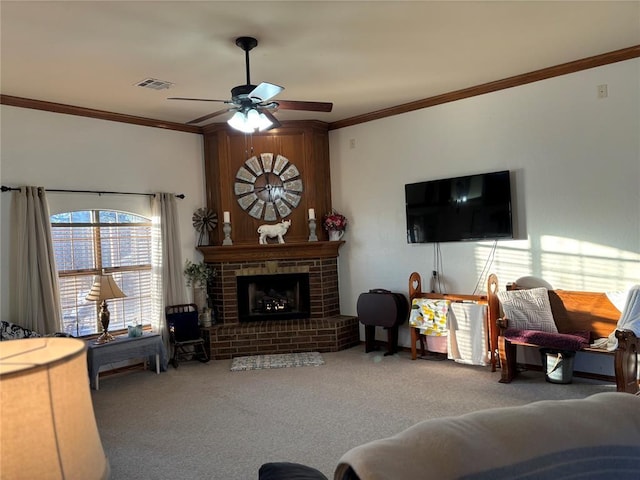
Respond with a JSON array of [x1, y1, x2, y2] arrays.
[[86, 333, 167, 390]]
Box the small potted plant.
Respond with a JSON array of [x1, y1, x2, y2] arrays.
[[184, 260, 216, 315], [323, 209, 348, 241], [184, 260, 215, 288]]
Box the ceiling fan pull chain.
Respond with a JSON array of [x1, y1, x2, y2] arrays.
[[243, 133, 255, 158]]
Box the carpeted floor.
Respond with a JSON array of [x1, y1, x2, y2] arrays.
[[91, 346, 614, 480], [230, 352, 325, 371]]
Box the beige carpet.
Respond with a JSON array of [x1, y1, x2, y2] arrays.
[[91, 346, 614, 480]]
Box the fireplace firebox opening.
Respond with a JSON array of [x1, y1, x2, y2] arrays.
[[237, 273, 311, 322]]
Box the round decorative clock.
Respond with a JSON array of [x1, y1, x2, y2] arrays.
[[234, 153, 303, 221]]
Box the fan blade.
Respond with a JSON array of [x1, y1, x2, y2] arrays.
[[249, 82, 284, 103], [168, 97, 230, 103], [260, 109, 281, 130], [187, 108, 234, 125], [273, 100, 333, 112]]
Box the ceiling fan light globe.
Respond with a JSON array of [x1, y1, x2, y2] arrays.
[[227, 111, 254, 133], [246, 108, 260, 124], [257, 112, 273, 131], [227, 110, 245, 129]]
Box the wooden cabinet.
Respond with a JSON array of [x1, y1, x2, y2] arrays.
[[202, 121, 332, 245]]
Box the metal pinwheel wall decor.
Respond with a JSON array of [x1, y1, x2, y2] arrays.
[[192, 208, 218, 246]]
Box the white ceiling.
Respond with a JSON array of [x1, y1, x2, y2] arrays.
[[1, 1, 639, 127]]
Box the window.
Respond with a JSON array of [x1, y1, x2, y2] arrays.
[[50, 210, 152, 336]]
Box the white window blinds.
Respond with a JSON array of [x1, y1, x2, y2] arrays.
[[50, 210, 152, 336]]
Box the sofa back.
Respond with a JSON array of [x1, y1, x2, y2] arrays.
[[335, 392, 640, 480], [0, 321, 41, 341]]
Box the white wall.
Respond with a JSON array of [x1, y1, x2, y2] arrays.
[[0, 106, 205, 321], [329, 59, 640, 362]]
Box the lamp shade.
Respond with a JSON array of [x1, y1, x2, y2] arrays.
[[86, 274, 126, 302], [0, 338, 110, 479]]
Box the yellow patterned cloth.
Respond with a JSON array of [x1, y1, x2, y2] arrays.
[[409, 299, 450, 336]]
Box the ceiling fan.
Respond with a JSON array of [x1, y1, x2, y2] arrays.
[[168, 36, 333, 131]]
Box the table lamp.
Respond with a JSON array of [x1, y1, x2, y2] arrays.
[[86, 273, 126, 344], [0, 337, 111, 479]]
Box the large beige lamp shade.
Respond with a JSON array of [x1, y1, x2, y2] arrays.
[[0, 338, 110, 479]]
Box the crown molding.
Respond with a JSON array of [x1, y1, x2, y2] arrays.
[[328, 45, 640, 130], [0, 95, 202, 134]]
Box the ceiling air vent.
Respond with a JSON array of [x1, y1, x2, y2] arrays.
[[135, 78, 173, 90]]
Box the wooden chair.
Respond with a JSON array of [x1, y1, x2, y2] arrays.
[[165, 303, 209, 368]]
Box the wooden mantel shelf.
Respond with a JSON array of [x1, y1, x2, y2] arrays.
[[198, 241, 345, 263]]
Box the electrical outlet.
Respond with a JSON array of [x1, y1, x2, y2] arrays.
[[597, 84, 608, 99], [349, 138, 356, 149]]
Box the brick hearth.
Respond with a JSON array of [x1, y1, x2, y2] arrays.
[[198, 243, 359, 359], [201, 316, 359, 360]]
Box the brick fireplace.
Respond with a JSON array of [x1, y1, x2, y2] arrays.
[[197, 122, 359, 359], [198, 242, 359, 359]]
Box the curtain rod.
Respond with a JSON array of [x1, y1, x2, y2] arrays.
[[1, 185, 185, 199]]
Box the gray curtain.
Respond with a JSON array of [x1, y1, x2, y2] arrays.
[[10, 186, 62, 333], [151, 193, 187, 350]]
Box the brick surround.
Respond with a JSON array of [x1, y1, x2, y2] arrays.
[[210, 256, 343, 324], [198, 243, 359, 359]]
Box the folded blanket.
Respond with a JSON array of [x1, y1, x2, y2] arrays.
[[408, 299, 449, 336], [593, 285, 640, 351], [618, 286, 640, 334]]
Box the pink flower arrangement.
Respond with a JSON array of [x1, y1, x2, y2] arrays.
[[323, 209, 348, 232]]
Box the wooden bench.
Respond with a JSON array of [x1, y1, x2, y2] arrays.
[[487, 273, 639, 393]]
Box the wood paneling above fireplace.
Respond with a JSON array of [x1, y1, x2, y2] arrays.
[[202, 121, 332, 246]]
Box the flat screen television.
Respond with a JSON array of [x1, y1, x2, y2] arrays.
[[405, 170, 513, 243]]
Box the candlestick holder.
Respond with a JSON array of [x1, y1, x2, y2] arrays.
[[222, 222, 233, 245], [308, 218, 318, 241]]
